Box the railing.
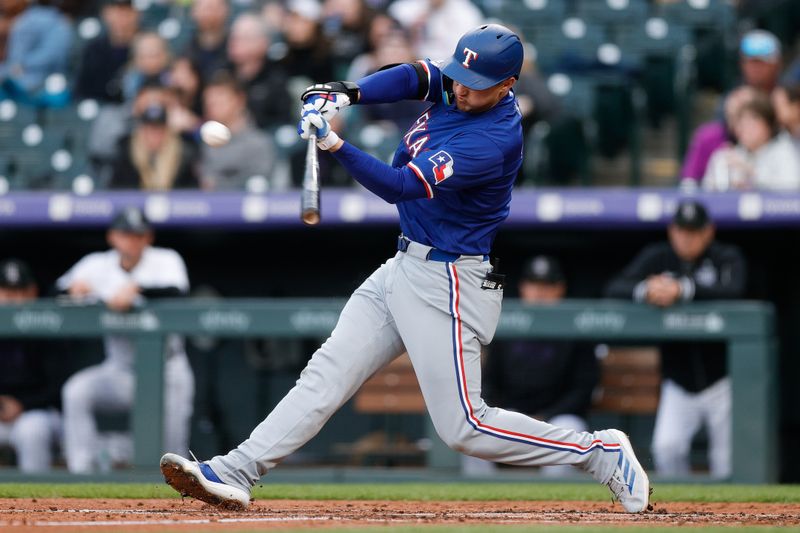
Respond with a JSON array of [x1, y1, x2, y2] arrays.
[[0, 299, 777, 482]]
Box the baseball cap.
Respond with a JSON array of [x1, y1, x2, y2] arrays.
[[110, 206, 152, 234], [138, 103, 168, 125], [0, 258, 35, 289], [672, 200, 710, 229], [521, 255, 565, 284], [286, 0, 321, 21], [740, 30, 781, 62]]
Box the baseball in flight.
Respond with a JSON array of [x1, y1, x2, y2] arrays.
[[200, 120, 231, 147]]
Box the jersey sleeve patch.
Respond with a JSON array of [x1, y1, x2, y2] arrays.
[[428, 150, 454, 184]]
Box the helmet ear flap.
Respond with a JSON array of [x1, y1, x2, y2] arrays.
[[442, 75, 454, 105]]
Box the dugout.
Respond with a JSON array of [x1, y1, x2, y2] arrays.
[[0, 189, 796, 481]]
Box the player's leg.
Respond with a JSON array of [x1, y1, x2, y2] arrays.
[[651, 378, 702, 477], [202, 258, 406, 491], [701, 377, 732, 479], [8, 409, 60, 472], [62, 363, 134, 473], [163, 349, 195, 457], [390, 255, 648, 511]]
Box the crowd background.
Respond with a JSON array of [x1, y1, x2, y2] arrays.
[[1, 0, 800, 482], [0, 0, 799, 192]]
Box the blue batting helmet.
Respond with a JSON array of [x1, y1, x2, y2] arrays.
[[441, 24, 524, 90]]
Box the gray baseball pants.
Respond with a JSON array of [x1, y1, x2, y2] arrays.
[[209, 240, 619, 488]]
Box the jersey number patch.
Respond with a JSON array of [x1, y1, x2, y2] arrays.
[[429, 151, 454, 184]]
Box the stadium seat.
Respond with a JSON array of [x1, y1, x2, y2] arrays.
[[479, 0, 567, 39], [531, 18, 607, 73], [575, 0, 650, 27], [0, 101, 37, 150]]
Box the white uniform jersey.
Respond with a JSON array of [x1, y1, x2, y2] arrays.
[[57, 247, 190, 368]]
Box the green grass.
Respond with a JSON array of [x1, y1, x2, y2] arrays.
[[0, 482, 798, 503]]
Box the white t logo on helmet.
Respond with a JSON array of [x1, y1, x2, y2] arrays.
[[462, 48, 479, 68]]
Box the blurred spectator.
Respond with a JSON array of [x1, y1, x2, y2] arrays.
[[347, 23, 428, 133], [703, 92, 800, 190], [0, 0, 73, 104], [738, 29, 782, 94], [74, 0, 139, 103], [388, 0, 482, 61], [321, 0, 374, 78], [58, 207, 195, 473], [605, 200, 746, 479], [199, 72, 281, 191], [183, 0, 230, 84], [772, 81, 800, 146], [280, 0, 334, 83], [0, 259, 62, 473], [227, 12, 293, 128], [0, 0, 27, 62], [463, 255, 599, 478], [109, 102, 200, 190], [165, 56, 204, 134], [120, 31, 171, 102], [681, 86, 758, 185], [680, 30, 783, 183]]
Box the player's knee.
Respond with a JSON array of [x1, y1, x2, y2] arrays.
[[651, 436, 690, 462], [62, 374, 90, 409], [10, 415, 51, 449]]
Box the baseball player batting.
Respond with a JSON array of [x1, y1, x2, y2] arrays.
[[160, 24, 650, 513]]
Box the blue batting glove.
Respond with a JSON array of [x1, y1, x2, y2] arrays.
[[298, 104, 331, 139], [298, 103, 340, 150]]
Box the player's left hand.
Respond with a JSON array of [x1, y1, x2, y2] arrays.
[[301, 81, 360, 120], [106, 283, 140, 312], [298, 104, 341, 151]]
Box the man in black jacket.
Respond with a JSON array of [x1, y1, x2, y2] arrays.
[[0, 258, 63, 472], [605, 199, 746, 479]]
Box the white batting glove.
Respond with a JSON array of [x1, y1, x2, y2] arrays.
[[298, 103, 341, 151], [301, 81, 360, 119], [304, 92, 351, 120]]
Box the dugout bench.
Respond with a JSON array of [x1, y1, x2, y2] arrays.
[[0, 299, 777, 483]]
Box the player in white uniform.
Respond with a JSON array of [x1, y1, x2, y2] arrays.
[[58, 207, 194, 473]]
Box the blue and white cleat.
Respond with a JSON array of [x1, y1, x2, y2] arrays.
[[605, 429, 651, 513], [160, 452, 251, 510]]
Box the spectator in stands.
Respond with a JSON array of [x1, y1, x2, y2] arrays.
[[74, 0, 140, 103], [0, 0, 73, 104], [605, 200, 747, 479], [346, 22, 428, 134], [772, 81, 800, 149], [120, 31, 172, 103], [0, 258, 62, 473], [183, 0, 230, 84], [738, 29, 782, 94], [680, 30, 783, 184], [58, 206, 195, 473], [0, 0, 27, 62], [109, 102, 200, 190], [463, 255, 599, 478], [165, 57, 204, 135], [321, 0, 374, 79], [226, 12, 293, 128], [681, 86, 757, 186], [199, 72, 281, 191], [280, 0, 334, 83], [703, 92, 800, 190], [388, 0, 482, 61]]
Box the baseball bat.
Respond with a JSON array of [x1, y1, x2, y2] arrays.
[[301, 127, 321, 225]]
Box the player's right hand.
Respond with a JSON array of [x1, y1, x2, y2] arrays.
[[298, 104, 341, 151]]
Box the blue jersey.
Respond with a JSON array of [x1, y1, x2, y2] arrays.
[[331, 60, 523, 255]]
